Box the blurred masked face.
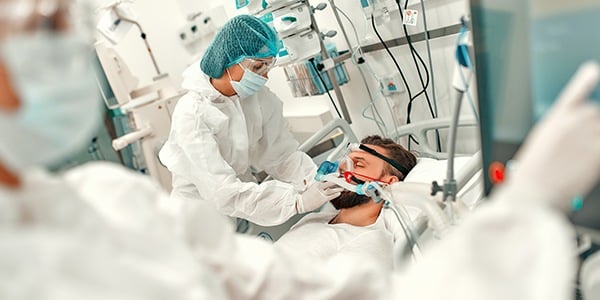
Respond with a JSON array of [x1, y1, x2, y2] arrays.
[[0, 0, 102, 172], [330, 144, 398, 209]]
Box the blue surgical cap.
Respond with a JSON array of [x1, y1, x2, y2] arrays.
[[200, 14, 280, 78]]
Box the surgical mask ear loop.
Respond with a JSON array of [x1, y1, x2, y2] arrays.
[[226, 68, 235, 83], [226, 67, 241, 97]]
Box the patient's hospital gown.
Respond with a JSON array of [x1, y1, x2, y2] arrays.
[[275, 209, 394, 270]]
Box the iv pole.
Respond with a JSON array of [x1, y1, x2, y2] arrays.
[[109, 4, 162, 78], [431, 17, 473, 221], [307, 1, 353, 123]]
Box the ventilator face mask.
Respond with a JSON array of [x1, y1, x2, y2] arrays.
[[337, 143, 408, 185], [0, 31, 102, 172], [227, 59, 271, 98]]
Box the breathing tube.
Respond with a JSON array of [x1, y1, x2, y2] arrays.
[[387, 183, 451, 237]]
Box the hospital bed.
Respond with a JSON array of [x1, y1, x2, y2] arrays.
[[243, 117, 485, 265]]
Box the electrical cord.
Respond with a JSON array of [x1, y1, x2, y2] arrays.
[[418, 0, 439, 118], [336, 6, 409, 141], [333, 7, 365, 62], [308, 58, 343, 119], [398, 0, 432, 101], [336, 6, 398, 137], [335, 6, 389, 136], [361, 81, 389, 136], [398, 0, 432, 102], [370, 15, 421, 146], [396, 0, 442, 152]]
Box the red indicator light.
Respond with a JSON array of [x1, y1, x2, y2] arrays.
[[489, 162, 505, 184]]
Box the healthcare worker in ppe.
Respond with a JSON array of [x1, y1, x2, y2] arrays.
[[0, 1, 226, 298], [159, 14, 342, 226]]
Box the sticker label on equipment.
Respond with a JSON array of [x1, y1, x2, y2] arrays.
[[403, 9, 419, 26]]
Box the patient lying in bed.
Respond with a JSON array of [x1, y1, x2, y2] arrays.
[[275, 135, 417, 269]]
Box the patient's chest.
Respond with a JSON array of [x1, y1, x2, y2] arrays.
[[274, 212, 393, 268]]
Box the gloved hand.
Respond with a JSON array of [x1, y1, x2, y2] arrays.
[[508, 61, 600, 210], [296, 181, 344, 213]]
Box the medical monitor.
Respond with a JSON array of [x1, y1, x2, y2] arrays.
[[470, 0, 600, 229]]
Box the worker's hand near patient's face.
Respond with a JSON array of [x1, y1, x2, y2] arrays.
[[296, 181, 344, 213], [510, 62, 600, 210]]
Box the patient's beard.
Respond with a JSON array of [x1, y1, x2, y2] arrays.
[[330, 191, 371, 209]]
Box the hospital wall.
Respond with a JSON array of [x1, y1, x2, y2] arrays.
[[97, 0, 479, 154]]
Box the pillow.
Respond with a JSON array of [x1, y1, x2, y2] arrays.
[[404, 157, 472, 184]]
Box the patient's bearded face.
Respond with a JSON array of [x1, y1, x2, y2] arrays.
[[331, 143, 394, 209], [330, 191, 371, 209]]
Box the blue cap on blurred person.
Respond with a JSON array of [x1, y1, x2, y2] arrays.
[[200, 14, 280, 78]]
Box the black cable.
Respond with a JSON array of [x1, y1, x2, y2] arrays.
[[370, 15, 420, 146], [399, 0, 431, 102], [396, 0, 442, 152], [401, 1, 441, 153], [399, 1, 437, 137], [309, 58, 342, 119], [400, 17, 435, 151]]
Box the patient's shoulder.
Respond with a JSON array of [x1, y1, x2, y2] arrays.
[[291, 211, 338, 230]]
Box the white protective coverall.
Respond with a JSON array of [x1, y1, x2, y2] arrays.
[[0, 163, 225, 300], [159, 63, 316, 226]]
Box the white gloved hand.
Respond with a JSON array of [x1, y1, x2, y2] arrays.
[[508, 61, 600, 210], [296, 181, 344, 213]]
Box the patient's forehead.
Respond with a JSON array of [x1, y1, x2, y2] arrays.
[[363, 144, 388, 156], [349, 144, 389, 166]]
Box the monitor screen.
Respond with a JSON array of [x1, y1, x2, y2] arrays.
[[471, 0, 600, 229]]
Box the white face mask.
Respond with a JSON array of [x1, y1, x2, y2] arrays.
[[228, 66, 268, 98], [0, 32, 102, 172]]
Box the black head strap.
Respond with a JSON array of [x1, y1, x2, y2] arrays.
[[358, 144, 409, 177]]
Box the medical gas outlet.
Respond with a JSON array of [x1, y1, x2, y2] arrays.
[[380, 73, 404, 95], [178, 14, 215, 48]]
